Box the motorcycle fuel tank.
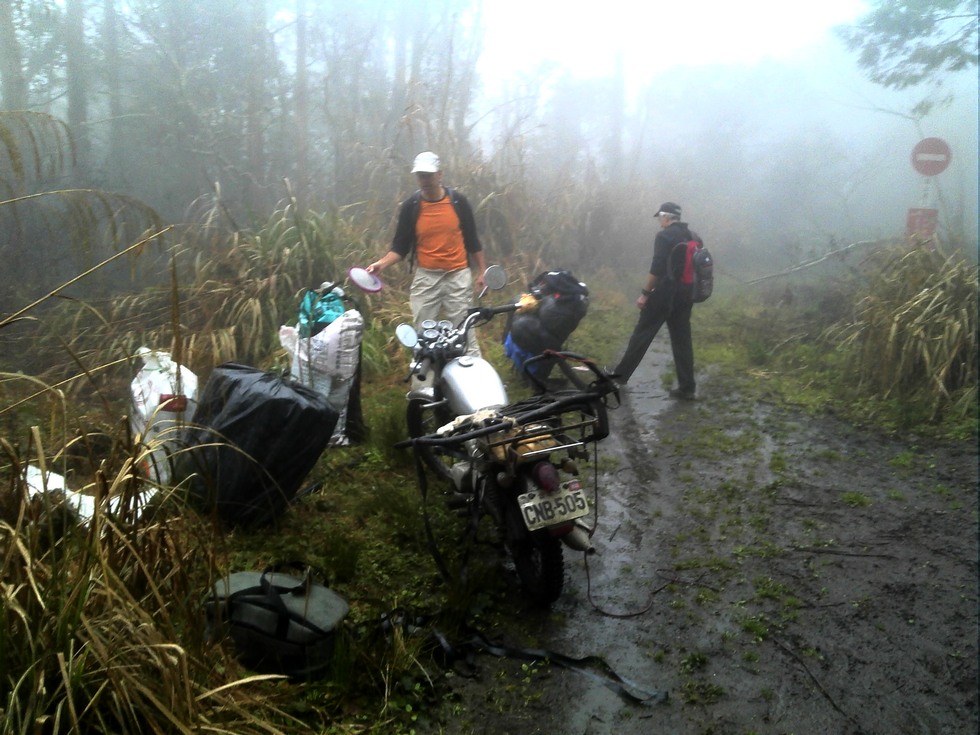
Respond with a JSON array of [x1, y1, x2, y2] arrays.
[[442, 356, 508, 415]]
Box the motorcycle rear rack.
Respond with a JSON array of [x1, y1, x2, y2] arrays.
[[497, 439, 585, 461], [482, 413, 598, 462], [395, 387, 611, 450]]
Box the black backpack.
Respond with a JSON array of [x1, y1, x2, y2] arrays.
[[670, 234, 714, 303]]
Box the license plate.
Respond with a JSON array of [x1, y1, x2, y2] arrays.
[[517, 480, 589, 532]]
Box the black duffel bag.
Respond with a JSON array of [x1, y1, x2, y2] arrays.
[[207, 565, 349, 680], [174, 363, 338, 528]]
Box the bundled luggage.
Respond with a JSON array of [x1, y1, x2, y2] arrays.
[[280, 284, 366, 446], [506, 270, 589, 378], [174, 363, 337, 528], [130, 348, 198, 483]]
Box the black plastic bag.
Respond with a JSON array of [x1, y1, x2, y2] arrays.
[[509, 270, 589, 354], [174, 363, 337, 528]]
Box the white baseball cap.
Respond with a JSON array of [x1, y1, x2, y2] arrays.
[[411, 151, 441, 173]]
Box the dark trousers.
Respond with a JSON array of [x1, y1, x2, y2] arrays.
[[614, 292, 695, 392]]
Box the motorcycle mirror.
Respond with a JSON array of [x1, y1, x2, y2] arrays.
[[395, 322, 418, 348], [483, 265, 507, 291]]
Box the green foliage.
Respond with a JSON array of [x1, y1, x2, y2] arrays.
[[841, 491, 873, 507], [0, 111, 74, 190], [0, 111, 165, 315], [837, 0, 978, 93], [697, 242, 978, 437]]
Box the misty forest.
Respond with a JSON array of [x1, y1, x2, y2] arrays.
[[0, 0, 977, 733]]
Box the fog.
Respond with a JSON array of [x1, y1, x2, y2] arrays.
[[0, 0, 976, 307], [471, 5, 978, 270]]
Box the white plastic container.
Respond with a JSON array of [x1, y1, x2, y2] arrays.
[[130, 347, 198, 483]]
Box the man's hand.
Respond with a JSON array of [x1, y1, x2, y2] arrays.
[[367, 251, 401, 274]]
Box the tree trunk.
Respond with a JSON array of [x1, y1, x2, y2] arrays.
[[65, 0, 90, 171], [294, 0, 309, 207], [0, 0, 28, 110], [102, 0, 124, 181], [605, 51, 626, 181], [245, 0, 267, 211]]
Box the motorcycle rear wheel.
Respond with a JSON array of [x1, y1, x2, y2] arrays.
[[503, 496, 564, 606], [406, 397, 469, 482]]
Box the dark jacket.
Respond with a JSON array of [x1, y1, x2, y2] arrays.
[[390, 187, 482, 262], [649, 221, 701, 306], [650, 221, 700, 279]]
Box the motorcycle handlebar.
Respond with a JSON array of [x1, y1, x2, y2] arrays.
[[402, 299, 523, 381], [464, 301, 520, 325]]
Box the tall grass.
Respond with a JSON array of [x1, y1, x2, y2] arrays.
[[17, 200, 398, 390], [0, 199, 519, 734], [827, 244, 978, 424], [0, 432, 298, 734]]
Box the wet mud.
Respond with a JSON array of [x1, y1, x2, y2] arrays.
[[427, 341, 978, 735]]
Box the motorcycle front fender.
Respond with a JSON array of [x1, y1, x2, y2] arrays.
[[406, 386, 436, 403]]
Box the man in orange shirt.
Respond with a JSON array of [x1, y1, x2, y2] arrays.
[[367, 151, 487, 357]]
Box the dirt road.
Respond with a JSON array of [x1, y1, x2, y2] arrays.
[[428, 340, 978, 735]]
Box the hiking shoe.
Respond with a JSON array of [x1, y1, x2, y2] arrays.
[[603, 366, 625, 390], [668, 388, 696, 401]]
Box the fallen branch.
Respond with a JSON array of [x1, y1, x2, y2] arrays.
[[771, 635, 860, 728]]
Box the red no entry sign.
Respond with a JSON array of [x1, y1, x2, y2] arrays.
[[911, 137, 951, 176]]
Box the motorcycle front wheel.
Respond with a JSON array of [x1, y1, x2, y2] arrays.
[[503, 494, 564, 606], [406, 397, 469, 482]]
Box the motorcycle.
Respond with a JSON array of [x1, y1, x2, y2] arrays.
[[394, 266, 620, 606]]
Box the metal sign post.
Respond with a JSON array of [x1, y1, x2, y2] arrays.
[[906, 137, 951, 240]]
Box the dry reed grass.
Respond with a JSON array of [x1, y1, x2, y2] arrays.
[[828, 243, 978, 421], [0, 431, 300, 734]]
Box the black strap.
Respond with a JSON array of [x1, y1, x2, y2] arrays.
[[413, 446, 455, 585], [453, 626, 667, 705], [224, 565, 333, 640], [366, 608, 667, 705], [258, 573, 298, 639]]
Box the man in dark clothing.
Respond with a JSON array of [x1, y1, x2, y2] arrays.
[[613, 201, 699, 400]]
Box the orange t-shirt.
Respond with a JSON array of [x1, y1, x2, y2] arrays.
[[415, 196, 468, 271]]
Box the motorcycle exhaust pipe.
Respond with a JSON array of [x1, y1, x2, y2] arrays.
[[560, 522, 596, 554]]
